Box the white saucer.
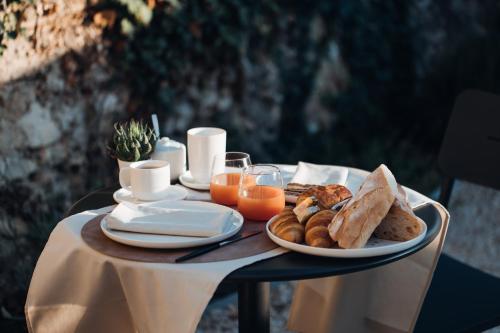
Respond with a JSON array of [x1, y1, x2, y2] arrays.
[[179, 170, 210, 190], [113, 186, 188, 204]]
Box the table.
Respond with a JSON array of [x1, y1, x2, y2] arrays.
[[66, 184, 442, 333]]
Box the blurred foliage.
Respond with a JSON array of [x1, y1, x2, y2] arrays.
[[94, 0, 449, 192], [0, 2, 497, 192], [94, 0, 282, 112], [322, 2, 435, 188], [0, 0, 33, 56]]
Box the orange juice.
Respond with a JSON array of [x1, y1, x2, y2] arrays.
[[210, 173, 241, 205], [237, 185, 285, 221]]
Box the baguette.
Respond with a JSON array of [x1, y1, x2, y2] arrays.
[[374, 185, 424, 241], [328, 164, 398, 249]]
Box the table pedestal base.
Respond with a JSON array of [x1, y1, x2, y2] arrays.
[[238, 281, 270, 333]]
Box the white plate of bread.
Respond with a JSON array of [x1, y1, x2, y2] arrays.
[[266, 164, 427, 258]]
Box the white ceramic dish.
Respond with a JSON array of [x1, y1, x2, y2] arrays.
[[179, 170, 210, 190], [266, 215, 427, 258], [101, 201, 243, 249], [113, 186, 188, 204]]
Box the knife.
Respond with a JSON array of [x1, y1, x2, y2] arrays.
[[331, 197, 351, 211], [175, 230, 263, 263]]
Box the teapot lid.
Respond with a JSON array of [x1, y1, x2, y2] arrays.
[[154, 137, 185, 152]]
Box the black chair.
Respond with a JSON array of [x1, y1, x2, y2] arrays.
[[414, 90, 500, 333]]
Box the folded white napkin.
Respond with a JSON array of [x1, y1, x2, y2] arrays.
[[291, 161, 349, 185], [106, 202, 231, 237]]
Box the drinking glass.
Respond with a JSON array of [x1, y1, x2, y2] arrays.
[[210, 152, 251, 206], [237, 164, 285, 221]]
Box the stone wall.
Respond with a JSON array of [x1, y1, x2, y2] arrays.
[[0, 0, 127, 207], [0, 1, 129, 312]]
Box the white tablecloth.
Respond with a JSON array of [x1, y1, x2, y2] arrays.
[[25, 205, 286, 333]]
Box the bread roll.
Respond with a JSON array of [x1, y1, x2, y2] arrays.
[[329, 164, 398, 249], [305, 210, 336, 248], [270, 207, 305, 243], [374, 185, 424, 241]]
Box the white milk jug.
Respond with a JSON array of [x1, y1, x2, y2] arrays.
[[151, 137, 186, 181]]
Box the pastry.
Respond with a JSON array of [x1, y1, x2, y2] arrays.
[[305, 210, 336, 248], [293, 196, 320, 224], [287, 183, 315, 191], [329, 164, 398, 249], [285, 183, 318, 203], [296, 184, 352, 210], [286, 183, 318, 192], [374, 185, 424, 241], [269, 207, 305, 243]]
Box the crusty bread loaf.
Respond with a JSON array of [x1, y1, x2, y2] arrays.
[[374, 185, 424, 241], [328, 164, 398, 249], [270, 207, 305, 243], [305, 210, 336, 248]]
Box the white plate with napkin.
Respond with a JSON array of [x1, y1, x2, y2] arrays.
[[101, 201, 243, 248]]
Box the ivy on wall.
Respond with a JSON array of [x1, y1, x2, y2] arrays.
[[92, 0, 453, 192], [3, 0, 491, 193], [94, 0, 285, 111], [93, 0, 338, 159]]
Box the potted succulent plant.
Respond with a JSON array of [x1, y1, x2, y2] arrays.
[[108, 119, 158, 169]]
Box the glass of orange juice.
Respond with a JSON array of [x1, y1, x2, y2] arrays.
[[210, 152, 251, 206], [237, 165, 285, 221]]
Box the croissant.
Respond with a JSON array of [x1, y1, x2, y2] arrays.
[[305, 210, 337, 248], [270, 207, 305, 243]]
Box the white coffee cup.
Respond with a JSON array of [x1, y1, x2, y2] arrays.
[[187, 127, 226, 184], [119, 160, 171, 201]]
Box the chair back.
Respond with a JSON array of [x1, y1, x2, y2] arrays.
[[438, 90, 500, 206]]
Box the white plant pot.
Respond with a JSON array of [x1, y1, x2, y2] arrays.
[[117, 159, 133, 170], [117, 158, 152, 170]]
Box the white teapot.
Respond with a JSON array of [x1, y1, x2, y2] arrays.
[[151, 137, 186, 181]]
